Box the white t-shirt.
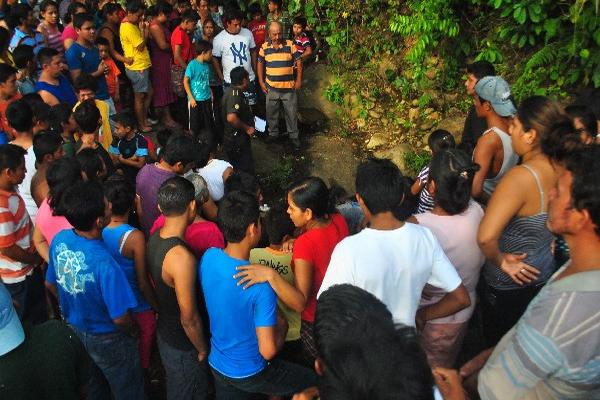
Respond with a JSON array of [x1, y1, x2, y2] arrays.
[[212, 28, 256, 83], [16, 146, 37, 221], [318, 223, 462, 327], [198, 159, 233, 202], [415, 200, 485, 324]]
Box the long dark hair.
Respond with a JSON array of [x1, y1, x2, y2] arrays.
[[429, 149, 479, 215], [288, 176, 335, 220]]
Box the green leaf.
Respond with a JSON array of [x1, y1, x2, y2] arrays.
[[493, 0, 503, 9], [580, 48, 590, 59], [528, 34, 536, 46], [501, 7, 512, 17], [513, 7, 527, 25], [518, 34, 527, 48]]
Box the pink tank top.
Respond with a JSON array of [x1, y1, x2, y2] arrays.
[[36, 198, 72, 244]]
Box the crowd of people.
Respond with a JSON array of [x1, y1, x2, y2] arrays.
[[0, 0, 599, 399]]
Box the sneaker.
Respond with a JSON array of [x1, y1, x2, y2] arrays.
[[291, 138, 301, 150]]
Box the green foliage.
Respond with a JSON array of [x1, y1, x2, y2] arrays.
[[324, 80, 346, 105], [403, 151, 431, 177], [299, 0, 600, 106]]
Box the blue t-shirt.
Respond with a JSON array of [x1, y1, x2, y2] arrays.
[[46, 229, 138, 334], [9, 28, 44, 54], [65, 42, 109, 100], [102, 224, 150, 313], [200, 248, 277, 378], [185, 59, 211, 101]]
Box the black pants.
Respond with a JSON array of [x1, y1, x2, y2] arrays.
[[223, 130, 254, 174], [211, 359, 317, 400], [211, 85, 224, 145], [481, 282, 543, 347], [189, 99, 216, 152]]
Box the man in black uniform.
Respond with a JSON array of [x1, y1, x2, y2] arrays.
[[222, 66, 256, 173]]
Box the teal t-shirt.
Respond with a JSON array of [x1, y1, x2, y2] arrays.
[[185, 59, 211, 101]]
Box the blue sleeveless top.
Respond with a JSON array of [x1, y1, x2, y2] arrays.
[[34, 75, 77, 106], [102, 224, 151, 312]]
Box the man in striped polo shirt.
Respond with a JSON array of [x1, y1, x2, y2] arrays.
[[257, 21, 302, 150]]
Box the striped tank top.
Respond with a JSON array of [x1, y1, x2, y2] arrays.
[[483, 164, 556, 290], [38, 23, 64, 53]]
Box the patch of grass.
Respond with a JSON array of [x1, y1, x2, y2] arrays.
[[403, 150, 431, 177]]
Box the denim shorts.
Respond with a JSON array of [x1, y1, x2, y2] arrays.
[[125, 68, 150, 93]]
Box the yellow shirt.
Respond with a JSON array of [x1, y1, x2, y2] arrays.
[[119, 21, 151, 71], [73, 99, 112, 150]]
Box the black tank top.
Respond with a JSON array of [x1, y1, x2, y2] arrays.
[[147, 232, 197, 351]]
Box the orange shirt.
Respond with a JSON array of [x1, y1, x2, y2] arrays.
[[104, 57, 121, 99]]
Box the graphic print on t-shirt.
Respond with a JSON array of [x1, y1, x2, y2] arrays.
[[54, 243, 95, 295], [230, 42, 248, 65]]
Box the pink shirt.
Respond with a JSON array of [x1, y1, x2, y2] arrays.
[[35, 198, 72, 245], [415, 200, 485, 324], [61, 25, 78, 46], [150, 215, 225, 259]]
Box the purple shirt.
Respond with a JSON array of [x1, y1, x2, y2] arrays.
[[136, 163, 175, 234]]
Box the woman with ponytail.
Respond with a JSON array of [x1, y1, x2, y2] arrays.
[[411, 148, 484, 368], [478, 96, 568, 346], [234, 176, 349, 364]]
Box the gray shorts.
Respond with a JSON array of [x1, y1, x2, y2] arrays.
[[125, 68, 150, 93]]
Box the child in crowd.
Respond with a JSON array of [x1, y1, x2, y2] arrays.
[[37, 0, 63, 53], [209, 0, 223, 29], [8, 4, 44, 54], [267, 0, 291, 40], [0, 144, 45, 323], [66, 13, 113, 115], [329, 183, 365, 235], [23, 93, 52, 134], [30, 131, 64, 206], [248, 3, 266, 49], [103, 177, 158, 376], [109, 110, 148, 182], [150, 172, 223, 258], [249, 205, 302, 358], [6, 99, 37, 220], [32, 156, 79, 263], [155, 128, 172, 159], [76, 147, 108, 182], [50, 103, 78, 156], [184, 40, 216, 150], [201, 18, 224, 143], [171, 9, 198, 115], [73, 73, 113, 149], [201, 190, 317, 397], [0, 64, 22, 144], [411, 129, 456, 213], [565, 104, 597, 145], [292, 16, 312, 62], [97, 36, 121, 109], [120, 0, 153, 133], [73, 99, 115, 177], [12, 44, 35, 95]]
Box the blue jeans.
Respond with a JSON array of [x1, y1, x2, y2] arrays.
[[157, 332, 211, 400], [72, 327, 145, 400], [4, 268, 47, 324], [211, 358, 317, 400]]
